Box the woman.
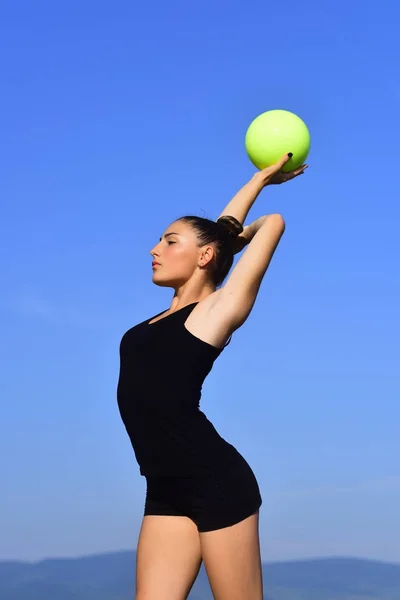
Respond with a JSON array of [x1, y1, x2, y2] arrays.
[[117, 153, 307, 600]]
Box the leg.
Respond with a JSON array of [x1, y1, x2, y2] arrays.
[[200, 512, 263, 600], [135, 515, 202, 600]]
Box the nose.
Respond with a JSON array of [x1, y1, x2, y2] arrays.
[[150, 242, 161, 258]]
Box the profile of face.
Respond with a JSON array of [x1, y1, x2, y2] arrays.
[[150, 220, 214, 288]]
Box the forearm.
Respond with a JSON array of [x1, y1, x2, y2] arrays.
[[232, 214, 285, 255], [241, 215, 268, 243], [232, 215, 269, 254], [218, 172, 269, 224]]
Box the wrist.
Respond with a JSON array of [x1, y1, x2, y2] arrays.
[[252, 171, 270, 188]]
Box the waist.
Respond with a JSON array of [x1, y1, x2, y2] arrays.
[[122, 412, 240, 476]]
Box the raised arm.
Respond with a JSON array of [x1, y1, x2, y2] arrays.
[[218, 153, 307, 225], [213, 155, 307, 333], [217, 173, 268, 224], [218, 213, 285, 330]]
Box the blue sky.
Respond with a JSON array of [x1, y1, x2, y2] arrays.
[[1, 0, 399, 563]]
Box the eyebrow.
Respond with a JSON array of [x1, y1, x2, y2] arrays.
[[159, 232, 179, 241]]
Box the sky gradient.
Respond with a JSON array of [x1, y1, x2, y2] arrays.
[[1, 0, 399, 562]]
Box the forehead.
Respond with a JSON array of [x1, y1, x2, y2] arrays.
[[162, 220, 193, 237]]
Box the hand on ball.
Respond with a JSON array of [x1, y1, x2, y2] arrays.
[[259, 153, 308, 186]]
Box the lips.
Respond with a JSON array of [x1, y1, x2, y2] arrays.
[[152, 262, 160, 268]]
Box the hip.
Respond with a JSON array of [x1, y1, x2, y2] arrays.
[[145, 453, 261, 504]]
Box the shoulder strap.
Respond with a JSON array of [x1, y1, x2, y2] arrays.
[[224, 334, 232, 348]]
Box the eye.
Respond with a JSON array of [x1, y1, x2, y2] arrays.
[[167, 240, 176, 245]]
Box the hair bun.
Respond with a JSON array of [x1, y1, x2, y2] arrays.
[[216, 215, 243, 240]]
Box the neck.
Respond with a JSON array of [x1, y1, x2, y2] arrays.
[[170, 281, 216, 311]]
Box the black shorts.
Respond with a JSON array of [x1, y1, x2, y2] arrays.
[[144, 455, 262, 532]]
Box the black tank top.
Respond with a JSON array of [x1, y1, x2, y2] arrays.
[[117, 302, 236, 476]]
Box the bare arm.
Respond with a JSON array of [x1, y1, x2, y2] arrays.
[[229, 213, 284, 310], [186, 155, 307, 348], [186, 213, 286, 349], [212, 155, 307, 331], [218, 154, 307, 225], [217, 173, 268, 224], [216, 213, 286, 331], [231, 215, 268, 254]]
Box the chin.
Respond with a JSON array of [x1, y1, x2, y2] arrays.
[[152, 272, 186, 288], [151, 274, 174, 288], [152, 280, 172, 288]]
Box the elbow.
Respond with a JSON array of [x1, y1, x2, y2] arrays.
[[266, 213, 286, 234]]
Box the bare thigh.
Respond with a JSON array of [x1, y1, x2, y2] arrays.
[[200, 512, 263, 600], [135, 515, 202, 600]]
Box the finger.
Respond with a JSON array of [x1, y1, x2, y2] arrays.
[[278, 165, 307, 183], [272, 152, 293, 172], [287, 164, 308, 179], [293, 164, 308, 176]]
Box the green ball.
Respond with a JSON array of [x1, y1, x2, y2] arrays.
[[245, 109, 310, 173]]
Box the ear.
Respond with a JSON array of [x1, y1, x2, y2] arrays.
[[198, 244, 215, 268]]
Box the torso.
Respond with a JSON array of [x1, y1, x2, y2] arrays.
[[117, 301, 238, 477]]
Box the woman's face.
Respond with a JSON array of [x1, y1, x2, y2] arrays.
[[150, 220, 206, 288]]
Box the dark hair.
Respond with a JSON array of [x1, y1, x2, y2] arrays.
[[178, 215, 243, 287]]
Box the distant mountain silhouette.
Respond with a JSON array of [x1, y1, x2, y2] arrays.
[[1, 552, 400, 599]]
